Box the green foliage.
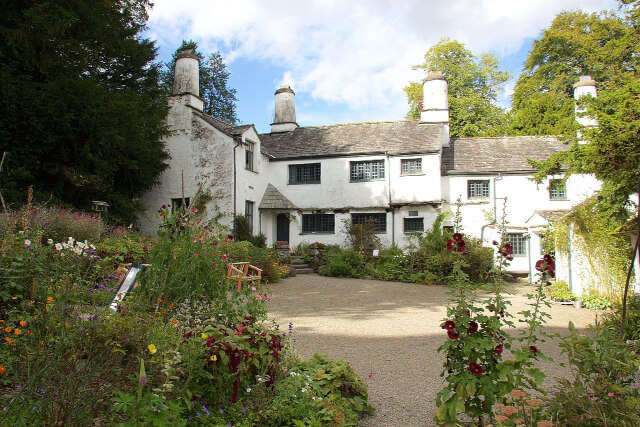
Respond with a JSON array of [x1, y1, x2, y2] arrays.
[[162, 40, 238, 124], [234, 214, 267, 248], [516, 4, 640, 219], [548, 321, 640, 426], [0, 0, 169, 224], [97, 234, 153, 265], [404, 38, 510, 137], [546, 281, 577, 302], [581, 292, 613, 310], [342, 218, 381, 253], [226, 240, 289, 284], [601, 293, 640, 341]]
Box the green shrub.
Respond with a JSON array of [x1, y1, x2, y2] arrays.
[[581, 292, 613, 310], [601, 294, 640, 341], [97, 233, 153, 265], [547, 281, 576, 301], [234, 215, 266, 248]]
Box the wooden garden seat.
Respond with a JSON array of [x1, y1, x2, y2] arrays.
[[227, 262, 262, 291]]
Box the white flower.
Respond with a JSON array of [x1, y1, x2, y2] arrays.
[[54, 243, 63, 251], [18, 230, 24, 235], [24, 239, 31, 246], [246, 387, 252, 393], [47, 239, 53, 245], [301, 387, 307, 393]]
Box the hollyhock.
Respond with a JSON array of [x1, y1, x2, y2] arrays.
[[447, 330, 460, 340], [468, 362, 483, 376], [442, 320, 456, 331], [467, 321, 478, 334]]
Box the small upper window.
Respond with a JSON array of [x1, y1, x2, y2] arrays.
[[468, 180, 490, 199], [350, 160, 385, 182], [289, 163, 321, 184], [245, 141, 255, 171], [549, 179, 567, 200], [401, 158, 422, 175]]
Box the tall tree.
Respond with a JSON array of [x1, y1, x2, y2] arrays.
[[522, 1, 640, 220], [509, 10, 630, 137], [163, 41, 239, 124], [404, 38, 511, 137], [0, 0, 169, 224]]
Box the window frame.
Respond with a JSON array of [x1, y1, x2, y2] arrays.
[[506, 233, 527, 256], [351, 212, 387, 234], [350, 160, 385, 182], [171, 197, 190, 214], [549, 179, 567, 200], [245, 200, 254, 233], [400, 158, 423, 176], [288, 163, 321, 185], [302, 214, 335, 234], [467, 180, 490, 199], [245, 141, 255, 171], [403, 217, 424, 233]]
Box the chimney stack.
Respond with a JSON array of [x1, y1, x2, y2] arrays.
[[271, 85, 298, 133], [421, 71, 450, 148], [573, 75, 597, 144], [172, 49, 203, 111]]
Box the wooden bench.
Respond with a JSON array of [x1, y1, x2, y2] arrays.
[[227, 262, 262, 291]]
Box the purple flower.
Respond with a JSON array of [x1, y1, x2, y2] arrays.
[[241, 406, 246, 414], [202, 405, 210, 416], [288, 322, 294, 332], [219, 408, 224, 414]]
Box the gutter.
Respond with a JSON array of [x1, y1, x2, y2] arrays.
[[386, 152, 395, 246]]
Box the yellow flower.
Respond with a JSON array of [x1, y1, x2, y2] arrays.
[[147, 344, 157, 354], [201, 333, 208, 339], [210, 355, 217, 362]]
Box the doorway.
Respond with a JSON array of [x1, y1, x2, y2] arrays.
[[276, 213, 290, 243]]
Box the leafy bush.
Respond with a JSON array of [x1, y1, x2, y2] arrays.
[[601, 293, 640, 341], [97, 233, 153, 265], [546, 281, 576, 301], [581, 291, 613, 310], [342, 218, 380, 252], [234, 215, 266, 248]]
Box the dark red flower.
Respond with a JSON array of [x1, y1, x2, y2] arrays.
[[492, 240, 498, 245], [452, 233, 463, 242], [446, 239, 455, 251], [529, 345, 538, 355], [535, 259, 546, 272], [467, 321, 478, 334], [447, 330, 460, 340], [543, 254, 553, 264], [468, 362, 483, 376], [442, 320, 456, 331], [488, 303, 496, 311], [495, 343, 504, 354], [456, 240, 466, 252]]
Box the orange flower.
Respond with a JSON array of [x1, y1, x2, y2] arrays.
[[5, 337, 14, 344], [161, 311, 167, 315], [0, 365, 6, 375], [19, 320, 27, 327], [13, 329, 21, 335], [172, 318, 178, 324], [157, 298, 162, 303], [11, 296, 17, 300], [4, 327, 11, 333], [46, 297, 54, 304], [27, 330, 31, 335], [169, 303, 175, 308]]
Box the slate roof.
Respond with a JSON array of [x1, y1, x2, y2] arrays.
[[192, 109, 253, 138], [259, 184, 298, 210], [441, 136, 569, 174], [259, 121, 443, 159]]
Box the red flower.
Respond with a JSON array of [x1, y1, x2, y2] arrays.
[[467, 321, 478, 334], [446, 239, 455, 251], [468, 362, 483, 376], [500, 243, 513, 256], [447, 330, 460, 340], [452, 233, 463, 242], [529, 345, 538, 355], [495, 343, 504, 354], [456, 240, 466, 252], [442, 320, 456, 331]]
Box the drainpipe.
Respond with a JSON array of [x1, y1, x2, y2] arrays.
[[480, 174, 503, 244], [567, 227, 573, 291], [386, 152, 395, 246], [527, 232, 532, 282], [233, 137, 241, 232]]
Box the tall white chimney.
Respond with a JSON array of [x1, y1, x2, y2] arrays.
[[421, 71, 450, 148], [573, 75, 597, 144], [172, 49, 203, 111], [271, 85, 298, 133]]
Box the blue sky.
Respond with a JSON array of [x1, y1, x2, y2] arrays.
[[145, 0, 619, 134]]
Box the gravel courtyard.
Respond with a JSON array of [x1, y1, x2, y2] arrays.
[[267, 275, 599, 427]]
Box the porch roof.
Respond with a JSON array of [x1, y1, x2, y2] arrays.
[[259, 184, 298, 210]]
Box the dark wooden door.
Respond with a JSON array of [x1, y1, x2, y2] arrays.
[[276, 214, 290, 243]]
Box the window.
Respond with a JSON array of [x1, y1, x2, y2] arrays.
[[302, 214, 335, 233], [404, 217, 424, 233], [443, 225, 455, 234], [549, 179, 567, 200], [289, 163, 321, 184], [506, 233, 527, 256], [245, 201, 254, 233], [171, 197, 190, 214], [468, 180, 490, 198], [350, 160, 385, 182], [351, 213, 387, 233], [401, 158, 422, 175], [245, 141, 254, 171]]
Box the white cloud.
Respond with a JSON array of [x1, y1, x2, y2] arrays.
[[148, 0, 619, 122]]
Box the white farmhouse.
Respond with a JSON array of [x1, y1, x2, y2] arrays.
[[139, 49, 602, 282]]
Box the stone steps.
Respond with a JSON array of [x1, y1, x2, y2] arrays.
[[290, 256, 314, 274]]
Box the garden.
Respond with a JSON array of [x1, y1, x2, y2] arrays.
[[0, 198, 372, 425]]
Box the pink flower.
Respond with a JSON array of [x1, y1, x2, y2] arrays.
[[496, 415, 508, 422], [608, 392, 614, 397], [221, 254, 228, 262], [502, 405, 518, 416]]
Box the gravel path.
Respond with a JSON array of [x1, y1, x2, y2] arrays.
[[267, 275, 599, 427]]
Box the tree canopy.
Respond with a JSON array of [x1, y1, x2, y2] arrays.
[[523, 1, 640, 220], [162, 41, 239, 124], [404, 38, 511, 137], [0, 0, 169, 224]]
